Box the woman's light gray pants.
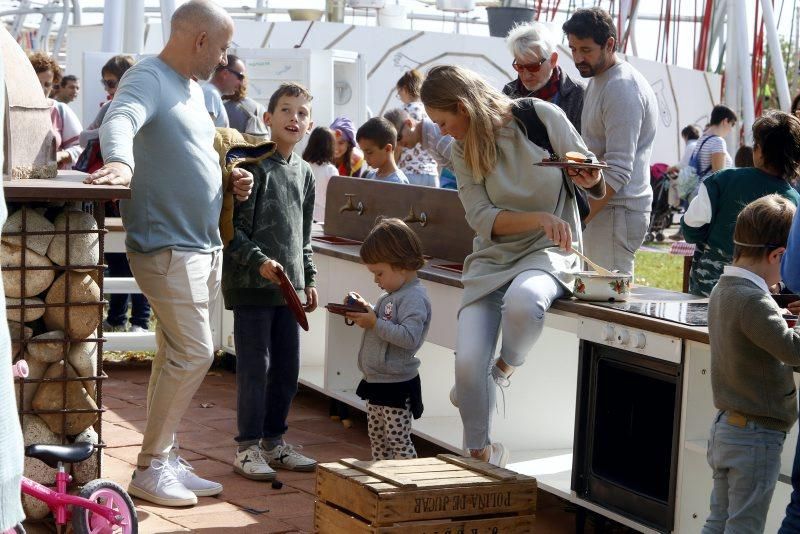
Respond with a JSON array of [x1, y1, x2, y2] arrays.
[[455, 270, 564, 451]]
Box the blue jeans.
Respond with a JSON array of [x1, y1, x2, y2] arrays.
[[404, 172, 439, 188], [779, 399, 800, 532], [455, 270, 563, 450], [233, 305, 300, 446], [105, 253, 151, 328], [703, 411, 786, 534]]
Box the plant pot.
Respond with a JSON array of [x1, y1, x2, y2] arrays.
[[289, 8, 324, 21], [326, 0, 345, 22], [437, 0, 476, 13], [486, 6, 537, 38], [348, 0, 386, 8]]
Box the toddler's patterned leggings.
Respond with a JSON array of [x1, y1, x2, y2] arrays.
[[366, 401, 417, 460]]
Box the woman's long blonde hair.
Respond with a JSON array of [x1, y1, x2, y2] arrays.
[[420, 65, 513, 183]]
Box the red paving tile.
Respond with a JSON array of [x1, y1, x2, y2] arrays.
[[29, 363, 590, 533]]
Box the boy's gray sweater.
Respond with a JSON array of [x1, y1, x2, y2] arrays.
[[358, 278, 432, 383], [709, 276, 800, 431]]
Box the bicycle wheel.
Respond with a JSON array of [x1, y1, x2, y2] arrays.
[[71, 479, 138, 534]]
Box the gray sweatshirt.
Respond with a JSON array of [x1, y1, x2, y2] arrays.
[[357, 278, 432, 383], [100, 56, 223, 254], [580, 61, 657, 212]]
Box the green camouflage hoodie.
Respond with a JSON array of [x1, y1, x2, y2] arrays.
[[222, 151, 316, 308]]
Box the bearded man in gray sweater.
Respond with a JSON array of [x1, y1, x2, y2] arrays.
[[563, 7, 657, 275]]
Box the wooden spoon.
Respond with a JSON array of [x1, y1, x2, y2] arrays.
[[573, 249, 616, 276]]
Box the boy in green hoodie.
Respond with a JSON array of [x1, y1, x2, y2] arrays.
[[222, 82, 318, 480]]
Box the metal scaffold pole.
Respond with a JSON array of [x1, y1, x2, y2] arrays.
[[761, 0, 791, 111]]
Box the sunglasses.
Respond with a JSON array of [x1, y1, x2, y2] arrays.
[[225, 67, 245, 81], [101, 78, 118, 89], [512, 57, 548, 74]]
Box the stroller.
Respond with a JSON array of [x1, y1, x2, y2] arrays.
[[644, 163, 676, 243]]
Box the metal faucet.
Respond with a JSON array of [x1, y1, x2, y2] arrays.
[[403, 205, 427, 227], [339, 194, 364, 215]]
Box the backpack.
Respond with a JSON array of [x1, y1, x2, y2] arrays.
[[510, 99, 591, 226], [679, 135, 716, 201], [687, 135, 716, 179]]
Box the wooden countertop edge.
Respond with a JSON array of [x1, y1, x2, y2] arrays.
[[313, 242, 711, 344], [4, 173, 131, 202]]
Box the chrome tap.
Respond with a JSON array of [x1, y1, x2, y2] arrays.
[[339, 194, 364, 215], [403, 205, 427, 227]]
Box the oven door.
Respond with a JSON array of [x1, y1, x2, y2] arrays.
[[572, 320, 683, 533]]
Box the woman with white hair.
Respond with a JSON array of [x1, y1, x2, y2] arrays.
[[502, 23, 585, 132]]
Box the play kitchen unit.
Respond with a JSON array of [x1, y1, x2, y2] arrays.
[[216, 176, 793, 532]]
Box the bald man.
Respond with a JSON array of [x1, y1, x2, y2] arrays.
[[86, 0, 253, 506]]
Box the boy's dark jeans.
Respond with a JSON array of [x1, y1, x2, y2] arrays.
[[780, 400, 800, 532], [233, 305, 299, 445], [105, 253, 151, 328]]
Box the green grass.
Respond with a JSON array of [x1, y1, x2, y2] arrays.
[[634, 248, 684, 292]]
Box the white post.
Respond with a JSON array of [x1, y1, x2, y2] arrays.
[[255, 0, 266, 22], [11, 0, 31, 39], [760, 0, 791, 111], [734, 0, 755, 145], [71, 0, 81, 26], [101, 0, 123, 52], [122, 0, 145, 55], [724, 0, 740, 155], [160, 0, 176, 46]]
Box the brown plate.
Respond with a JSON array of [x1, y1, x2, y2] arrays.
[[534, 160, 609, 170], [275, 268, 309, 331], [325, 303, 370, 316]]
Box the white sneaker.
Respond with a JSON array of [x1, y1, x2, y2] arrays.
[[102, 320, 124, 333], [488, 443, 509, 468], [449, 385, 459, 407], [127, 459, 197, 506], [129, 324, 148, 333], [450, 363, 512, 409], [261, 442, 317, 472], [168, 454, 223, 496], [234, 445, 277, 481]]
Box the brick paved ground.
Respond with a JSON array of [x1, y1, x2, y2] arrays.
[[23, 363, 588, 533]]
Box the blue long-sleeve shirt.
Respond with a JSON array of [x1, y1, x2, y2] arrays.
[[100, 56, 222, 254], [782, 209, 800, 292]]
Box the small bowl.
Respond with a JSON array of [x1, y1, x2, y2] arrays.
[[572, 271, 633, 302]]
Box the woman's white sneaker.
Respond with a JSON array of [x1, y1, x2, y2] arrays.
[[234, 445, 276, 481], [488, 443, 509, 468], [168, 454, 223, 496], [262, 443, 317, 472], [127, 458, 198, 507]]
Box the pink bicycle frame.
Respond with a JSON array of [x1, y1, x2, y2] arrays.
[[21, 471, 122, 527]]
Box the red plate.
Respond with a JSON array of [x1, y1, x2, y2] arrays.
[[275, 268, 309, 331], [534, 160, 609, 170]]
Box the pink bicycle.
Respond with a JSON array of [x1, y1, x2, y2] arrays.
[[4, 360, 137, 534]]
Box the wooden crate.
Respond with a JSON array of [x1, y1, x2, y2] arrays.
[[315, 454, 537, 533]]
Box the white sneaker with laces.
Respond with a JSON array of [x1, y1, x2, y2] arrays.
[[488, 442, 509, 468], [450, 363, 513, 409], [127, 458, 197, 506], [234, 445, 276, 481], [262, 442, 317, 472], [168, 453, 223, 496]]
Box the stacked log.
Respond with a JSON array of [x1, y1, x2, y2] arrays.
[[3, 205, 105, 517]]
